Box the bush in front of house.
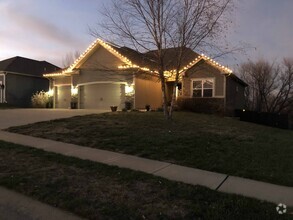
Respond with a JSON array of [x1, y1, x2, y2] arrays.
[[124, 101, 132, 110], [177, 97, 224, 114], [31, 91, 50, 108]]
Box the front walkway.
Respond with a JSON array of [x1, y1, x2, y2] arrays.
[[0, 131, 292, 207], [0, 108, 106, 129]]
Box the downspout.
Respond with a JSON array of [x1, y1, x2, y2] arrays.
[[78, 86, 81, 109], [50, 78, 56, 108], [3, 72, 7, 103], [54, 86, 57, 109], [223, 73, 227, 114], [133, 73, 136, 109], [48, 77, 56, 108]]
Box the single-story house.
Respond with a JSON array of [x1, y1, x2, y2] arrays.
[[0, 56, 60, 107], [44, 39, 247, 114]]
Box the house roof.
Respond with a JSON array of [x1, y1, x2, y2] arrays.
[[113, 46, 156, 70], [227, 73, 248, 87], [144, 47, 201, 70], [0, 56, 60, 77], [43, 38, 234, 78]]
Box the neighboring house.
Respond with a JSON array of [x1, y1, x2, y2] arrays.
[[0, 56, 60, 107], [44, 39, 247, 114]]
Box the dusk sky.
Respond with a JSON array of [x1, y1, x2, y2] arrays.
[[1, 0, 293, 70]]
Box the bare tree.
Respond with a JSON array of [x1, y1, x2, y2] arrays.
[[62, 51, 81, 68], [239, 58, 293, 113], [91, 0, 233, 119]]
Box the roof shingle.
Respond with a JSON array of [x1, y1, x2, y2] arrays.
[[0, 56, 60, 77]]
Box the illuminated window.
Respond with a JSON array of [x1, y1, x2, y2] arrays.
[[192, 79, 214, 97]]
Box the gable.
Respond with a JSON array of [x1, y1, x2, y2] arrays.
[[186, 60, 223, 78], [184, 60, 225, 97], [43, 38, 236, 81], [79, 45, 125, 70]]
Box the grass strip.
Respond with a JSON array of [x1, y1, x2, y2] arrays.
[[7, 112, 293, 186], [0, 140, 291, 219]]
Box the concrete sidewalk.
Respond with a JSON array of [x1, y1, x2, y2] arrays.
[[0, 109, 106, 130], [0, 131, 293, 207], [0, 186, 83, 220]]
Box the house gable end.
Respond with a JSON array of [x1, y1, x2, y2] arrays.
[[79, 45, 125, 70], [183, 60, 225, 97]]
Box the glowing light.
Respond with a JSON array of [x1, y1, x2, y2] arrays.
[[43, 38, 233, 78], [47, 89, 54, 97], [125, 84, 134, 94], [71, 86, 78, 96]]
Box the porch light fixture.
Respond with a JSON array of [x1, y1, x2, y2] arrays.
[[47, 89, 54, 97], [125, 84, 134, 95], [71, 86, 78, 96]]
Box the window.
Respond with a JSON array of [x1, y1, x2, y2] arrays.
[[192, 79, 214, 97]]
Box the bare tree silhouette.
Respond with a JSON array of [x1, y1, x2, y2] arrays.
[[91, 0, 234, 119]]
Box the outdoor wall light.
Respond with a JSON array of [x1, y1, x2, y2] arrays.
[[125, 84, 134, 94], [47, 89, 54, 97], [71, 86, 78, 96]]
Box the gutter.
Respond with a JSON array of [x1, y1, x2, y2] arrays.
[[223, 73, 227, 113], [0, 71, 7, 103], [4, 71, 47, 79]]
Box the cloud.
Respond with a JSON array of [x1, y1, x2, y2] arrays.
[[0, 1, 80, 47], [0, 0, 93, 66], [225, 0, 293, 66]]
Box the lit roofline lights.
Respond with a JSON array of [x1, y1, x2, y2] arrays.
[[43, 38, 233, 78], [200, 54, 233, 74], [43, 38, 133, 77], [118, 53, 233, 76]]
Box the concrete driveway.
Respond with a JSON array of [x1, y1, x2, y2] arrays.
[[0, 109, 106, 129]]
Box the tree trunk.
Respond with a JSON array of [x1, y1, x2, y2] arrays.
[[168, 82, 178, 120], [160, 78, 169, 119]]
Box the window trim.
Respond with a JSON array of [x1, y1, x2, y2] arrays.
[[191, 78, 215, 98]]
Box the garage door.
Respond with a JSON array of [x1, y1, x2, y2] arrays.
[[55, 86, 71, 108], [79, 83, 124, 109]]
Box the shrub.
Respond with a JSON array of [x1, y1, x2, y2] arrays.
[[31, 91, 50, 108], [125, 101, 132, 110], [156, 107, 163, 112], [177, 97, 224, 114]]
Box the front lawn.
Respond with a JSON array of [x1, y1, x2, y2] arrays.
[[6, 112, 293, 186], [0, 141, 290, 219], [0, 103, 16, 109]]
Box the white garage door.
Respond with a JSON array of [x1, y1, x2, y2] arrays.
[[79, 83, 124, 109], [55, 86, 71, 108]]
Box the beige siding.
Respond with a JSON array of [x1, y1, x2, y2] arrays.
[[72, 70, 132, 86], [55, 86, 71, 108], [53, 77, 71, 86], [182, 61, 225, 97], [134, 76, 162, 109], [79, 46, 124, 70], [51, 44, 134, 109], [72, 46, 133, 86]]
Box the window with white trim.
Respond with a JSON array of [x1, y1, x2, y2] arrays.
[[192, 79, 214, 97]]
